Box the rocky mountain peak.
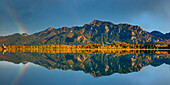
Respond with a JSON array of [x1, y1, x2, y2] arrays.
[[88, 19, 114, 26], [47, 27, 55, 31], [22, 33, 28, 36], [92, 19, 99, 23], [89, 19, 101, 25]]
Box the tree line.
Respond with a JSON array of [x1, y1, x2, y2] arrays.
[[3, 44, 169, 50]]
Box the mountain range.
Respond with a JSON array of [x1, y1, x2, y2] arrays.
[[0, 19, 169, 45]]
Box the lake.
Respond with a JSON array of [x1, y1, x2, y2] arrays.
[[0, 50, 170, 85]]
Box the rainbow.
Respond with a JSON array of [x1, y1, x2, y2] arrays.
[[2, 0, 26, 34], [12, 62, 30, 85]]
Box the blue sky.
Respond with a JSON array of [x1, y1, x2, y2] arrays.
[[0, 0, 170, 36]]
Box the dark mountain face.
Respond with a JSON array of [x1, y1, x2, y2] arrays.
[[165, 32, 170, 40], [150, 31, 170, 40], [0, 20, 167, 45], [150, 31, 164, 37]]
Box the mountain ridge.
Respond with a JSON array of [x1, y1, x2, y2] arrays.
[[0, 20, 169, 45], [150, 31, 170, 40]]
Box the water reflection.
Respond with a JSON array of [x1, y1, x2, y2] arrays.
[[0, 50, 169, 77]]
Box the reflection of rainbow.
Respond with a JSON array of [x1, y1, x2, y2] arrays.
[[12, 62, 30, 85], [2, 1, 26, 34]]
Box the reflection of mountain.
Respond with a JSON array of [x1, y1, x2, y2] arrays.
[[0, 52, 169, 77]]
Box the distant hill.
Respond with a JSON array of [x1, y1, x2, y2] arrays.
[[150, 31, 170, 40], [0, 20, 169, 45]]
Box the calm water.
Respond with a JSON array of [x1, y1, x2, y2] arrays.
[[0, 51, 170, 85]]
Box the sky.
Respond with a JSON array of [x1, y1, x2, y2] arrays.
[[0, 0, 170, 36]]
